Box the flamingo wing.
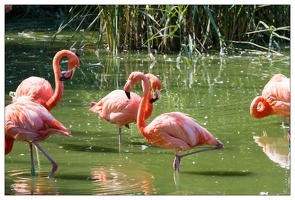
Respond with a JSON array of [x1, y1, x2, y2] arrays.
[[142, 112, 218, 151], [90, 90, 141, 127], [5, 96, 71, 142], [262, 80, 290, 117]]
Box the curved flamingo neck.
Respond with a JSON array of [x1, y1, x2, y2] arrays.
[[250, 96, 275, 118], [137, 74, 151, 131], [46, 50, 70, 110]]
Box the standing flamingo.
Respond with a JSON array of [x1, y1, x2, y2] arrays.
[[90, 73, 162, 144], [250, 74, 290, 127], [10, 50, 80, 111], [124, 72, 223, 172], [5, 96, 72, 178]]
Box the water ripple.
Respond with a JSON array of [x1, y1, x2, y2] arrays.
[[90, 164, 156, 195]]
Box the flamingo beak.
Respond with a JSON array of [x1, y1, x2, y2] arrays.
[[125, 91, 131, 99], [150, 88, 160, 104], [60, 68, 76, 81], [149, 98, 158, 104]]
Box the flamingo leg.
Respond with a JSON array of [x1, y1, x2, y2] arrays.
[[29, 143, 36, 176], [32, 140, 58, 178], [173, 155, 181, 172], [118, 127, 122, 145], [282, 117, 290, 129], [282, 117, 286, 127], [173, 142, 223, 172]]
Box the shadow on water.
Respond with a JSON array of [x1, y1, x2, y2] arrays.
[[59, 143, 119, 153], [182, 170, 253, 176]]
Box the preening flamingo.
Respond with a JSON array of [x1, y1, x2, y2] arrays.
[[250, 74, 290, 127], [90, 73, 162, 144], [124, 72, 223, 172], [5, 96, 72, 178], [10, 50, 80, 111]]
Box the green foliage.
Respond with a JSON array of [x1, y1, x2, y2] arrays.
[[6, 5, 290, 55]]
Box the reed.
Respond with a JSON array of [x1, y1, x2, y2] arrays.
[[6, 5, 290, 55]]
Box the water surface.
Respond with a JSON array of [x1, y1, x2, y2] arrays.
[[4, 24, 290, 195]]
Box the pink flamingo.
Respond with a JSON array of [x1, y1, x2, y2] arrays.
[[124, 72, 223, 172], [90, 73, 162, 144], [5, 96, 72, 178], [10, 50, 80, 111], [250, 74, 290, 127]]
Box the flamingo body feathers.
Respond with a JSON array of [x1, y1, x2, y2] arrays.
[[5, 96, 71, 155]]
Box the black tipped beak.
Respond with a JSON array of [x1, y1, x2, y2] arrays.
[[149, 97, 158, 104], [59, 69, 75, 81], [125, 91, 131, 99], [59, 74, 70, 81]]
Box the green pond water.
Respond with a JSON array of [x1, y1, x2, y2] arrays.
[[4, 22, 290, 195]]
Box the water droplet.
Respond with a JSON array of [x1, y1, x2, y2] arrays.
[[260, 192, 268, 195], [141, 145, 148, 150]]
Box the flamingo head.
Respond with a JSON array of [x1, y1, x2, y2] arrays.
[[89, 102, 96, 107], [250, 96, 275, 118], [215, 141, 223, 149], [145, 73, 162, 104], [149, 88, 160, 104], [124, 79, 132, 99], [60, 52, 80, 81]]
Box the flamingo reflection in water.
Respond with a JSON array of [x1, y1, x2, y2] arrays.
[[7, 171, 59, 195], [91, 165, 156, 195], [253, 130, 290, 169]]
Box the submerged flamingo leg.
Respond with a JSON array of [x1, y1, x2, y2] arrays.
[[282, 117, 286, 127], [29, 143, 36, 176], [32, 140, 58, 178], [118, 127, 122, 145], [173, 156, 181, 172]]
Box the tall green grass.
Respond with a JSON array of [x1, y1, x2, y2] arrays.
[[6, 5, 290, 55]]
